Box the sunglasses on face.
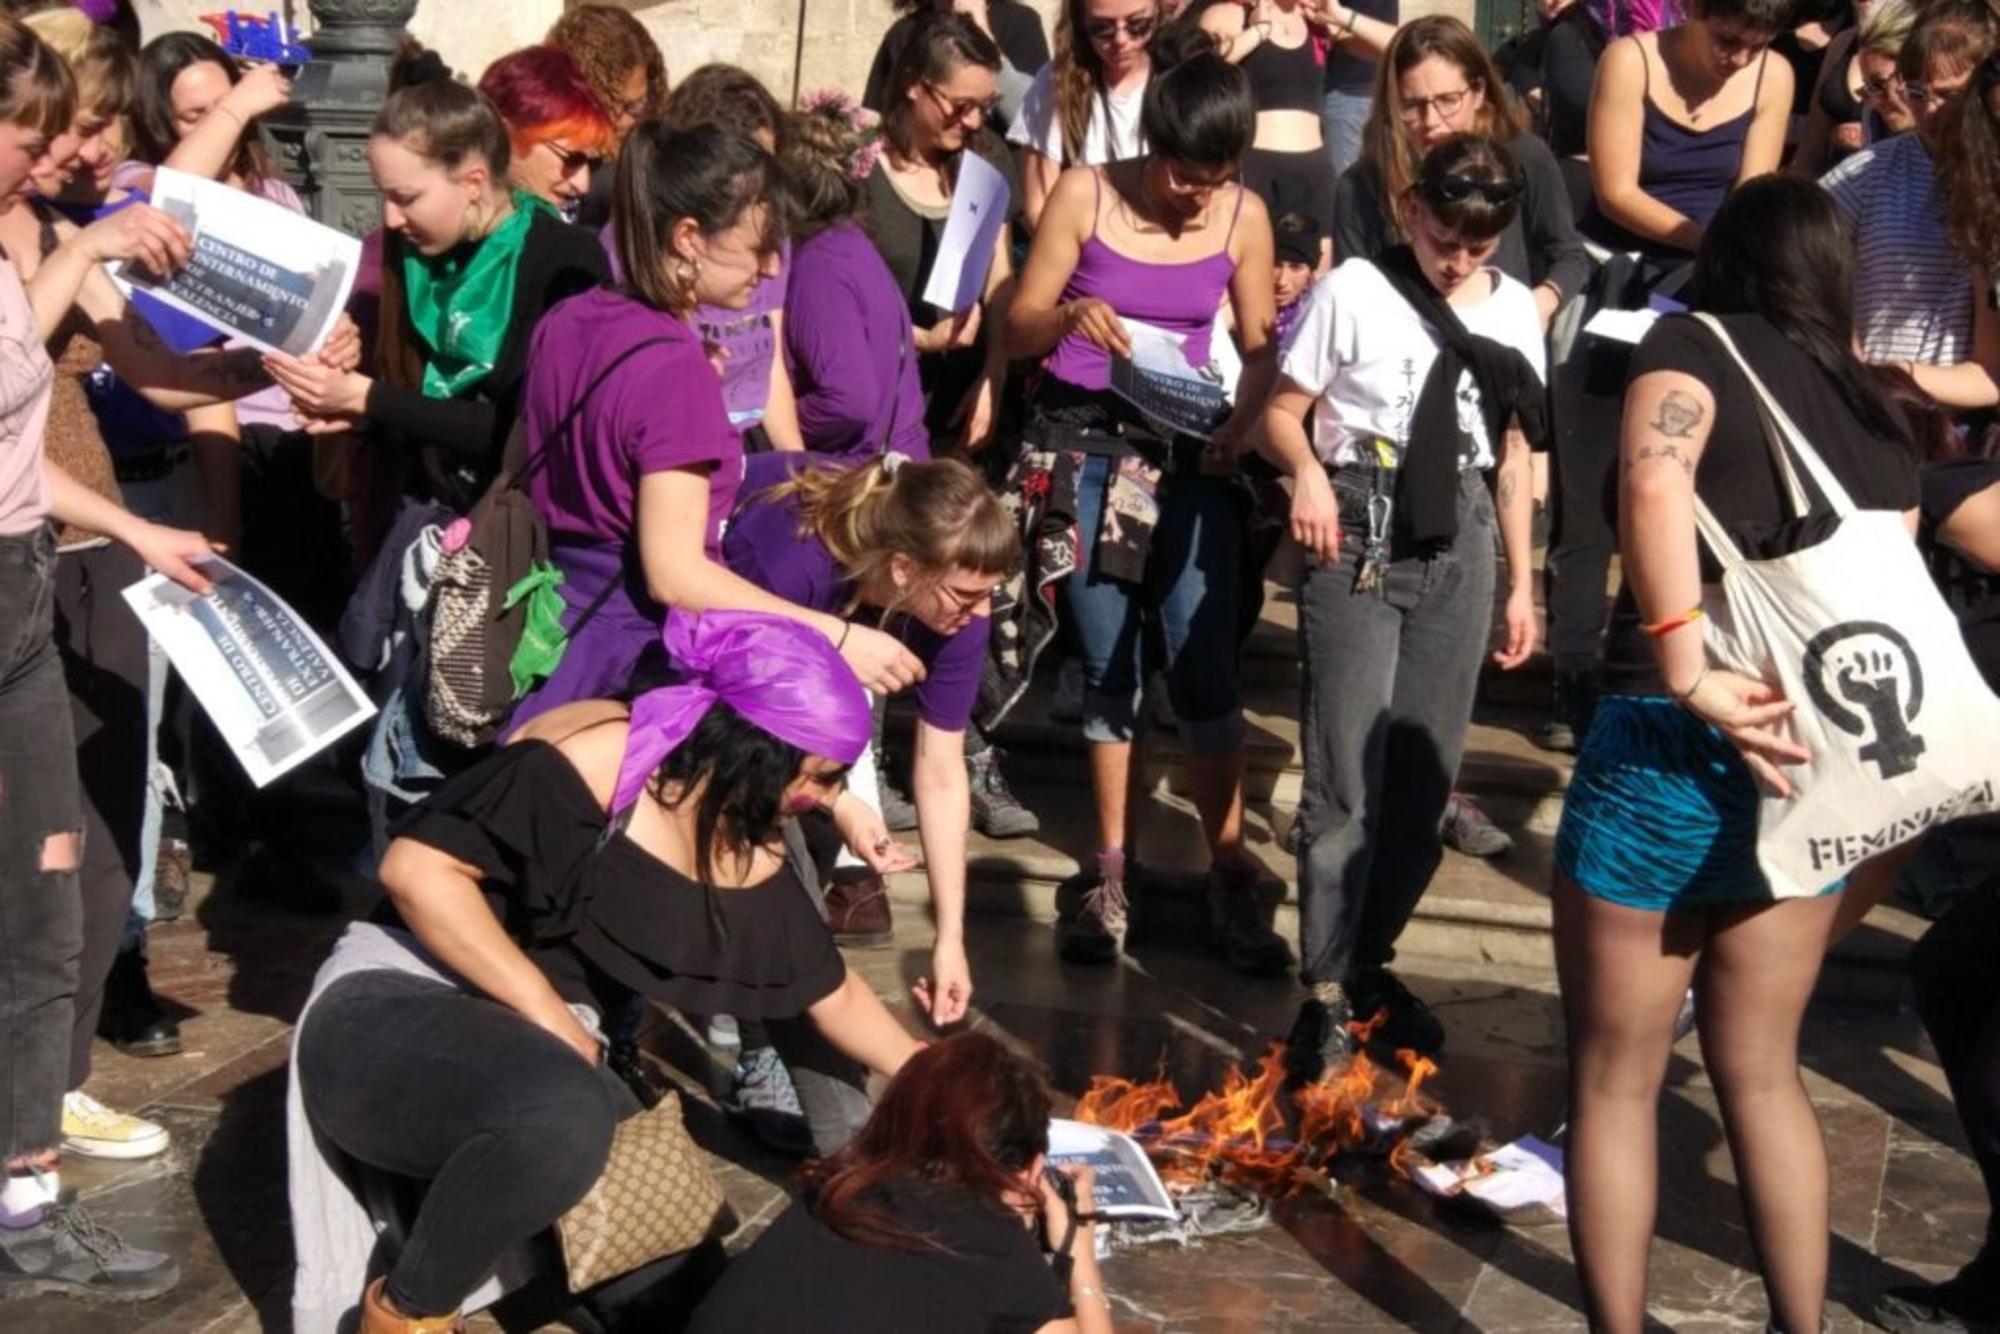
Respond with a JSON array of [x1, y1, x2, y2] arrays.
[[1084, 13, 1157, 43], [924, 82, 1000, 124], [1424, 173, 1523, 206], [541, 140, 605, 177], [1397, 84, 1478, 125]]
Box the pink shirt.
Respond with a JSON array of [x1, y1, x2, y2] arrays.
[[0, 252, 56, 535]]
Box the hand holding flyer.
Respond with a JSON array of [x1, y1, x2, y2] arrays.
[[123, 556, 376, 788], [112, 166, 362, 357], [919, 151, 1012, 315], [1108, 319, 1233, 440]]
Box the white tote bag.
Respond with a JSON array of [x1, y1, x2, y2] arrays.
[[1687, 314, 2000, 897]]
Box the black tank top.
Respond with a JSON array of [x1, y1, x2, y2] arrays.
[[1241, 30, 1322, 114]]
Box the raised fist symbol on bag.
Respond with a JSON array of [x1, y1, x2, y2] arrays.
[[1803, 621, 1927, 780]]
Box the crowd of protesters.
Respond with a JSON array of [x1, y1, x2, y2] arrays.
[[0, 0, 1994, 1331]]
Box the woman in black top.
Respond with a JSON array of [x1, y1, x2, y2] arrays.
[[290, 612, 922, 1330], [867, 12, 1023, 451], [691, 1032, 1113, 1334], [865, 0, 1052, 134], [265, 58, 610, 514], [1334, 16, 1588, 328], [1552, 177, 1924, 1334]]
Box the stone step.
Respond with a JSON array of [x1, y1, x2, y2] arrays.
[[886, 777, 1924, 1002]]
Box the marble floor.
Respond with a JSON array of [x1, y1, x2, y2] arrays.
[[15, 878, 1984, 1333]]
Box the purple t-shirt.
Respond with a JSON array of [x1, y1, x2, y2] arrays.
[[598, 225, 790, 433], [784, 222, 929, 462], [523, 288, 740, 557], [723, 452, 987, 731]]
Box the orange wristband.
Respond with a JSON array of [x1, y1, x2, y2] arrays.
[[1643, 605, 1705, 638]]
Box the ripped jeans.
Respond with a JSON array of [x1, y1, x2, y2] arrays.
[[0, 527, 84, 1159]]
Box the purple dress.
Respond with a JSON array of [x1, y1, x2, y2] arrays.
[[725, 453, 987, 730], [507, 288, 741, 731]]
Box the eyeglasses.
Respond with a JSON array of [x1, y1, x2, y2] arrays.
[[1084, 13, 1157, 43], [617, 97, 650, 121], [1164, 157, 1238, 191], [1424, 173, 1524, 206], [540, 139, 605, 177], [923, 82, 1000, 125], [1901, 75, 1971, 109], [1860, 72, 1902, 98], [1397, 84, 1479, 125], [934, 580, 1001, 615]]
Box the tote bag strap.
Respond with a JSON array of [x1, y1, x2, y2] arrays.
[[1690, 313, 1859, 519]]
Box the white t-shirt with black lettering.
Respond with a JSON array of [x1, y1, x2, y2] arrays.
[[1279, 258, 1547, 471]]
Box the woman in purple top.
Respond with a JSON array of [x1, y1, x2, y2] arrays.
[[726, 449, 1022, 1026], [510, 122, 926, 733], [1004, 40, 1289, 976], [779, 92, 931, 462]]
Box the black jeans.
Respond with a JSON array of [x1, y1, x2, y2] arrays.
[[1910, 886, 2000, 1265], [1545, 332, 1625, 681], [297, 970, 623, 1317], [53, 542, 150, 1087], [0, 527, 83, 1159], [1293, 473, 1497, 986]]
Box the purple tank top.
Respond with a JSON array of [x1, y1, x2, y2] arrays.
[[1044, 171, 1242, 392]]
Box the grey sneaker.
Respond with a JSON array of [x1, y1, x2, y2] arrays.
[[968, 749, 1039, 839], [1060, 856, 1129, 965], [878, 777, 918, 833], [1285, 981, 1358, 1083], [1440, 791, 1513, 859], [1205, 861, 1293, 977], [0, 1200, 180, 1302], [724, 1046, 813, 1157]]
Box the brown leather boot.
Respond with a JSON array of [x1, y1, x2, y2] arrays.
[[822, 868, 893, 947], [360, 1277, 462, 1333]]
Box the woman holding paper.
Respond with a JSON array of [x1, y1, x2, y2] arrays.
[[1003, 38, 1286, 975], [0, 13, 218, 1307], [690, 1032, 1115, 1334], [867, 12, 1021, 456]]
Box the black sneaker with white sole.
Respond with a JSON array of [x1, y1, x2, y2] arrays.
[[1347, 967, 1446, 1056], [1284, 981, 1358, 1084], [0, 1202, 180, 1302]]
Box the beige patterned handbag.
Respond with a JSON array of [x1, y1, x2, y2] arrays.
[[554, 1089, 727, 1293]]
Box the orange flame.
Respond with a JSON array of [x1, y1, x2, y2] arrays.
[[1073, 1033, 1447, 1196]]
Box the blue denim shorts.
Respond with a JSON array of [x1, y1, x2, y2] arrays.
[[1555, 695, 1843, 913]]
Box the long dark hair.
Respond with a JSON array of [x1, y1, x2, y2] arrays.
[[1934, 54, 2000, 270], [1051, 0, 1167, 161], [1692, 175, 1926, 457], [645, 702, 821, 888], [801, 1033, 1053, 1251], [1138, 27, 1253, 166], [881, 10, 1001, 172], [131, 31, 271, 186], [615, 121, 782, 313]]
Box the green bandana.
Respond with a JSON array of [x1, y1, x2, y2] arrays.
[[504, 560, 570, 699], [402, 191, 555, 400]]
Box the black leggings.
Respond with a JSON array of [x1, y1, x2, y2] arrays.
[[1911, 887, 2000, 1263], [297, 970, 621, 1317]]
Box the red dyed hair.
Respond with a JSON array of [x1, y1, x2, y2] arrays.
[[476, 45, 612, 158], [800, 1033, 1051, 1252]]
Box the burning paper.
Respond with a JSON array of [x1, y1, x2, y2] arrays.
[[1411, 1135, 1568, 1223]]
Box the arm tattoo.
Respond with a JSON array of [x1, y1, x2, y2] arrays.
[[1496, 471, 1518, 505], [1632, 441, 1695, 477], [1648, 390, 1704, 439]]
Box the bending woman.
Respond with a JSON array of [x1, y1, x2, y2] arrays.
[[289, 611, 923, 1332], [1553, 176, 1925, 1334], [1004, 42, 1289, 975], [691, 1032, 1114, 1334]]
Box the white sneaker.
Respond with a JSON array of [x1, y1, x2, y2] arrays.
[[61, 1092, 170, 1161]]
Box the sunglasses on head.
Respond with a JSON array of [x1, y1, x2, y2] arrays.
[[1084, 13, 1157, 42], [1424, 173, 1522, 207]]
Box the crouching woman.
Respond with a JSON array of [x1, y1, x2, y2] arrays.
[[287, 611, 922, 1333]]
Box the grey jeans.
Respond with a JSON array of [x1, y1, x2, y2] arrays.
[[1294, 472, 1497, 987], [0, 527, 84, 1158]]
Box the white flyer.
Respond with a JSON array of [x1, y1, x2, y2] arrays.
[[123, 555, 375, 788], [918, 151, 1012, 315], [1046, 1117, 1178, 1222], [113, 166, 362, 356]]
